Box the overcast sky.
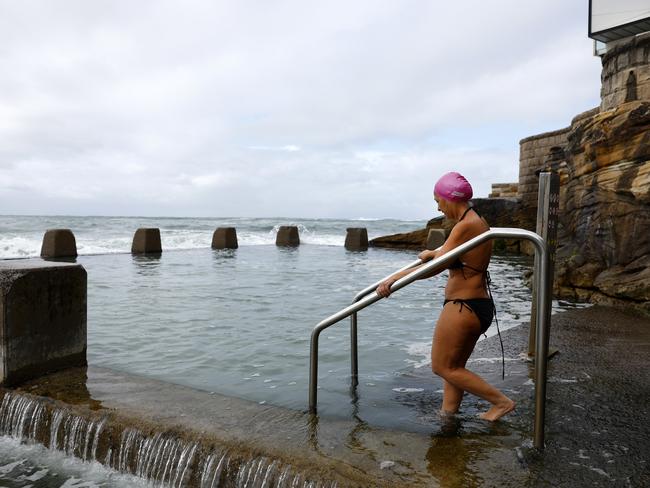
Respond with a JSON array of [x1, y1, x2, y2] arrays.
[[0, 1, 602, 220]]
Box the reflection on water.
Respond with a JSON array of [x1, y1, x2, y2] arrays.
[[131, 254, 162, 276]]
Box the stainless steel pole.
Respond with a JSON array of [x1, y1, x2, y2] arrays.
[[350, 312, 358, 387], [533, 238, 551, 449]]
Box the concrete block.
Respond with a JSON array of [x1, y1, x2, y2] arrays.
[[40, 229, 77, 258], [211, 227, 238, 249], [0, 260, 87, 386], [276, 226, 300, 247], [131, 228, 162, 254], [344, 228, 368, 251], [426, 229, 446, 250]]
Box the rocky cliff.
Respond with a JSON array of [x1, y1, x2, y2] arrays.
[[554, 100, 650, 312], [370, 34, 650, 313]]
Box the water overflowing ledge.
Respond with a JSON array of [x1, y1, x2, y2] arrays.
[[1, 366, 458, 487]]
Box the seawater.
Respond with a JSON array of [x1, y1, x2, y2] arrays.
[[0, 215, 423, 258], [0, 215, 582, 485]]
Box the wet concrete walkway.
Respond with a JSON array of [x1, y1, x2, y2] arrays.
[[7, 305, 650, 487], [473, 305, 650, 487]]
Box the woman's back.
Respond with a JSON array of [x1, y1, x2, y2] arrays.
[[444, 209, 491, 300]]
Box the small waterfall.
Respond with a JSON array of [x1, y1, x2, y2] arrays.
[[0, 391, 45, 440], [49, 407, 105, 461], [0, 391, 340, 487], [198, 451, 338, 488], [115, 429, 198, 487]]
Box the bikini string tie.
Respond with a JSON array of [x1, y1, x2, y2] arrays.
[[486, 270, 505, 380]]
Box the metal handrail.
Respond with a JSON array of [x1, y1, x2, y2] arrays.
[[309, 227, 551, 449]]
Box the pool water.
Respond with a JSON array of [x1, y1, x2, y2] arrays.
[[81, 245, 538, 424]]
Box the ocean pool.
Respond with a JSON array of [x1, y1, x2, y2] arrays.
[[80, 244, 539, 428]]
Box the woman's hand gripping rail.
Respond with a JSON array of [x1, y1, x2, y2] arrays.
[[376, 247, 443, 298]]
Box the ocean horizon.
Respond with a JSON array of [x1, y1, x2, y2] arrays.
[[0, 214, 431, 260]]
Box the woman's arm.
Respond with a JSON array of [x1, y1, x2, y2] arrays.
[[375, 223, 472, 298]]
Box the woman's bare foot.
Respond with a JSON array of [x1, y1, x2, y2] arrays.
[[479, 399, 516, 421]]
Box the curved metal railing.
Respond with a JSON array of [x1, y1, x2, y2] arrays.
[[308, 227, 551, 449]]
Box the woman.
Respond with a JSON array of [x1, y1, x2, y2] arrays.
[[376, 172, 515, 421]]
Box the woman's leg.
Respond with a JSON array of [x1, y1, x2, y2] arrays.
[[432, 302, 515, 421], [440, 338, 476, 414]]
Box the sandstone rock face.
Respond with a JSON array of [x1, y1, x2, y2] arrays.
[[555, 100, 650, 312], [372, 35, 650, 312]]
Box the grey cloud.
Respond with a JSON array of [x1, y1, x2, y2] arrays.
[[0, 0, 602, 219]]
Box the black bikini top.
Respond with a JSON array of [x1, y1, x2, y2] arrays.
[[449, 206, 488, 276]]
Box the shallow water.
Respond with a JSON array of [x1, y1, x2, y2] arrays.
[[78, 245, 542, 421]]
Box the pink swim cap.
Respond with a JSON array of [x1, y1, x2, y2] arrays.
[[434, 172, 473, 202]]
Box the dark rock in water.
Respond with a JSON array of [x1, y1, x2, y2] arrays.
[[368, 227, 429, 250], [369, 198, 523, 252]]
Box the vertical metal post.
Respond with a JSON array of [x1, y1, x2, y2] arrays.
[[529, 172, 560, 355], [533, 239, 551, 449], [309, 329, 320, 413], [350, 313, 359, 387]]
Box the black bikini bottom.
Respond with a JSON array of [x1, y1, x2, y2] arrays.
[[444, 297, 495, 334]]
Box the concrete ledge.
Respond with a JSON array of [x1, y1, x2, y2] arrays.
[[41, 229, 78, 258], [6, 366, 442, 487], [276, 226, 300, 247], [132, 228, 162, 254], [344, 228, 368, 251], [211, 227, 238, 249], [0, 260, 87, 386]]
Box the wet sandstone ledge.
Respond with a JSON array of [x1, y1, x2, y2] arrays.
[[3, 366, 445, 487]]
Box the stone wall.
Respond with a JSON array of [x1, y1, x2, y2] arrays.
[[518, 128, 570, 212], [488, 182, 518, 198], [600, 32, 650, 111]]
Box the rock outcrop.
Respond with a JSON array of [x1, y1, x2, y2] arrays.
[[554, 100, 650, 311], [368, 198, 523, 251], [371, 33, 650, 313]]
